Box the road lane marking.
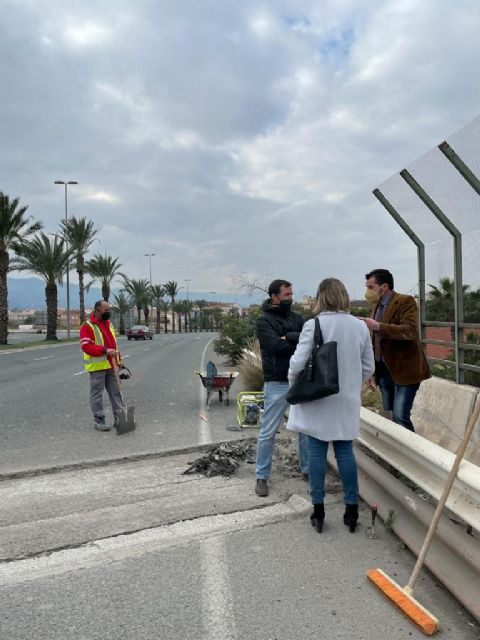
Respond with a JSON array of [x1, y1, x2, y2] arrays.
[[73, 371, 87, 376], [198, 337, 215, 445], [201, 535, 236, 640], [0, 497, 309, 586], [33, 355, 53, 361]]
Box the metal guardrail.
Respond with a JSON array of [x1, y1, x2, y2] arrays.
[[328, 408, 480, 620]]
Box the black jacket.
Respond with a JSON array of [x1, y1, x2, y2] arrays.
[[256, 300, 304, 382]]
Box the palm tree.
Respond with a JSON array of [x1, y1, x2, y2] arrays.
[[173, 300, 185, 333], [182, 299, 193, 332], [86, 254, 122, 302], [12, 234, 71, 340], [159, 299, 170, 333], [60, 216, 97, 324], [163, 280, 181, 333], [211, 306, 223, 331], [112, 291, 131, 335], [194, 299, 208, 331], [150, 284, 166, 334], [0, 192, 42, 344], [122, 277, 150, 324]]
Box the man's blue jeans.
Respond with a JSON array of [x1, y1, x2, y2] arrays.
[[308, 437, 358, 505], [256, 381, 309, 479], [377, 361, 419, 432]]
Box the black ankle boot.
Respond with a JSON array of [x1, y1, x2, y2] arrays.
[[310, 504, 325, 533], [343, 504, 358, 533]]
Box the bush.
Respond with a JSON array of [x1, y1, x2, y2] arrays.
[[431, 331, 480, 388], [213, 311, 258, 365]]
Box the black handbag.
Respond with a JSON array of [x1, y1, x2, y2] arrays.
[[286, 317, 339, 405]]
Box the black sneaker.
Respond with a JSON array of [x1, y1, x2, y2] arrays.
[[94, 416, 110, 431]]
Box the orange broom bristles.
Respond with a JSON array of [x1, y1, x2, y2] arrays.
[[367, 568, 439, 636]]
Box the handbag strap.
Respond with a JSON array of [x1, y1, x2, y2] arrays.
[[313, 317, 324, 347]]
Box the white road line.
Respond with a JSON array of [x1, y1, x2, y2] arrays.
[[0, 497, 309, 587], [33, 355, 53, 361], [198, 337, 215, 445], [73, 371, 87, 376], [200, 535, 236, 640]]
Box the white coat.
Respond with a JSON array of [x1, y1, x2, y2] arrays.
[[287, 311, 375, 441]]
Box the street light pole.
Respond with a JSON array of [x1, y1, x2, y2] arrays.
[[184, 279, 191, 301], [54, 180, 78, 338], [144, 253, 156, 284]]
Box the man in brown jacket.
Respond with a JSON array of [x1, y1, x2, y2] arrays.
[[362, 269, 430, 431]]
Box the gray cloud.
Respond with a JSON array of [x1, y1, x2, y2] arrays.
[[1, 0, 480, 301]]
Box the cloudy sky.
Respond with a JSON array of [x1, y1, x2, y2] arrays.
[[1, 0, 480, 301]]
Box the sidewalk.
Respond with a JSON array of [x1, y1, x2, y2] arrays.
[[1, 436, 479, 639]]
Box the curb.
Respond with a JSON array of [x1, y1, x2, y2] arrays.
[[0, 437, 256, 481]]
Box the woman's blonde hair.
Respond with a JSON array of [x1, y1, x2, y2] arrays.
[[314, 277, 350, 314]]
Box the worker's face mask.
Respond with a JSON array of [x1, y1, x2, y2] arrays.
[[101, 311, 111, 321]]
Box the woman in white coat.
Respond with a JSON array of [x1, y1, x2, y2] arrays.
[[287, 278, 375, 533]]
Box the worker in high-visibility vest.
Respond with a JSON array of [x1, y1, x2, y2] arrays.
[[80, 299, 124, 431]]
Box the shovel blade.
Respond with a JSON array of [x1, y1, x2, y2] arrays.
[[115, 406, 136, 435]]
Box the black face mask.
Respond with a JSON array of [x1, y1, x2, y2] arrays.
[[101, 312, 111, 321]]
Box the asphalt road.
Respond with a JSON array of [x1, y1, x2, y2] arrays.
[[0, 333, 248, 475]]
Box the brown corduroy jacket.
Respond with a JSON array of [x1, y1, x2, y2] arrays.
[[372, 292, 431, 385]]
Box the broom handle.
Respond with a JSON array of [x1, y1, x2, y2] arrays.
[[406, 397, 480, 592]]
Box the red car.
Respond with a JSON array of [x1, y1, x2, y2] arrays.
[[126, 325, 153, 340]]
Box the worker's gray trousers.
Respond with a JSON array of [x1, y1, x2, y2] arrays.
[[89, 369, 124, 419]]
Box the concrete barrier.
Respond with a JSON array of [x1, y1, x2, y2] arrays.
[[411, 376, 480, 466]]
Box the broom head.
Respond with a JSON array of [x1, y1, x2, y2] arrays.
[[367, 568, 439, 636]]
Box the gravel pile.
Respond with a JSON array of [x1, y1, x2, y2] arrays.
[[183, 441, 256, 477]]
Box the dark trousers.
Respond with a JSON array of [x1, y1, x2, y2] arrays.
[[376, 360, 419, 431]]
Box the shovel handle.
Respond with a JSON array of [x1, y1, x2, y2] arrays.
[[112, 359, 122, 390]]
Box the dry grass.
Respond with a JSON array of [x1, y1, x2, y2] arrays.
[[238, 338, 264, 391], [361, 384, 382, 410]]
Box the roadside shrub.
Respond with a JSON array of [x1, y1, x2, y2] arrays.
[[431, 331, 480, 388], [361, 385, 382, 410], [214, 311, 259, 365], [238, 338, 263, 391]]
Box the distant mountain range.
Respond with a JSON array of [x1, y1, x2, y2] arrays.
[[7, 277, 264, 310]]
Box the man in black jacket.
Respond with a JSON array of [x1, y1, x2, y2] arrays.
[[255, 279, 309, 497]]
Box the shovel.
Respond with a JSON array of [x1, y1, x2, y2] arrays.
[[113, 360, 136, 435], [366, 503, 378, 539]]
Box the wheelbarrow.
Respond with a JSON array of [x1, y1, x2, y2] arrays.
[[196, 360, 239, 409]]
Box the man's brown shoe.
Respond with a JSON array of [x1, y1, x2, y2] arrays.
[[255, 479, 269, 497]]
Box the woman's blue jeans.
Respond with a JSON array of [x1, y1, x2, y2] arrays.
[[256, 381, 309, 479], [308, 436, 358, 505]]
